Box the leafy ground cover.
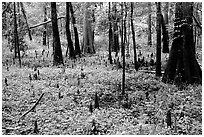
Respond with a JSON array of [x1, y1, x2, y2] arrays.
[[2, 46, 202, 135]]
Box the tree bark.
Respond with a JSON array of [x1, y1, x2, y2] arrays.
[[108, 2, 113, 64], [51, 2, 64, 66], [162, 2, 202, 84], [147, 2, 152, 47], [121, 3, 125, 95], [42, 3, 47, 45], [65, 2, 76, 59], [13, 2, 21, 67], [82, 3, 95, 54], [161, 13, 169, 53], [123, 3, 127, 57], [113, 2, 120, 55], [131, 2, 138, 71], [69, 2, 81, 57], [162, 2, 169, 53], [156, 2, 161, 77]]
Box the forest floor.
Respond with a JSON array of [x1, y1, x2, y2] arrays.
[[1, 37, 202, 135]]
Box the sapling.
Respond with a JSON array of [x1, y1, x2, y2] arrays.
[[42, 49, 45, 55], [58, 92, 63, 99], [166, 109, 172, 128], [29, 74, 32, 81], [35, 50, 37, 58], [77, 89, 80, 94], [33, 120, 38, 134], [33, 73, 38, 80], [13, 58, 15, 65], [94, 92, 99, 109], [77, 76, 80, 85], [56, 83, 59, 88], [89, 102, 93, 113], [5, 78, 8, 86], [145, 91, 149, 100]]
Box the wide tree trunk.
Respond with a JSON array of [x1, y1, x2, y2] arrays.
[[65, 2, 75, 59], [51, 2, 64, 66], [156, 2, 162, 77], [69, 2, 81, 57], [131, 2, 138, 71], [162, 2, 202, 84], [82, 2, 95, 54]]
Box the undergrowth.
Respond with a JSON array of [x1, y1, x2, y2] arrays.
[[2, 50, 202, 135]]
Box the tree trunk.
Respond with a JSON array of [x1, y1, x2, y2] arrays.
[[162, 2, 169, 53], [156, 2, 162, 77], [13, 2, 21, 67], [82, 3, 95, 54], [51, 2, 64, 66], [161, 13, 169, 53], [108, 2, 113, 64], [43, 3, 47, 45], [121, 3, 125, 95], [69, 2, 81, 57], [92, 8, 96, 53], [123, 3, 127, 57], [162, 2, 202, 85], [120, 4, 124, 58], [113, 2, 120, 56], [20, 2, 32, 41], [147, 2, 152, 47], [131, 2, 138, 71], [65, 2, 75, 59]]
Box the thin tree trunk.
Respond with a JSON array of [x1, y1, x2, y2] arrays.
[[123, 3, 127, 56], [120, 4, 124, 58], [148, 2, 152, 47], [156, 2, 161, 77], [65, 2, 75, 59], [108, 2, 113, 64], [121, 3, 125, 95], [92, 8, 96, 53], [20, 2, 32, 41], [69, 2, 81, 57], [51, 2, 64, 66], [13, 2, 21, 67], [43, 3, 47, 45], [131, 2, 138, 71]]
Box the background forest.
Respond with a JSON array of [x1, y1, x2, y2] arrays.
[[1, 2, 202, 135]]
